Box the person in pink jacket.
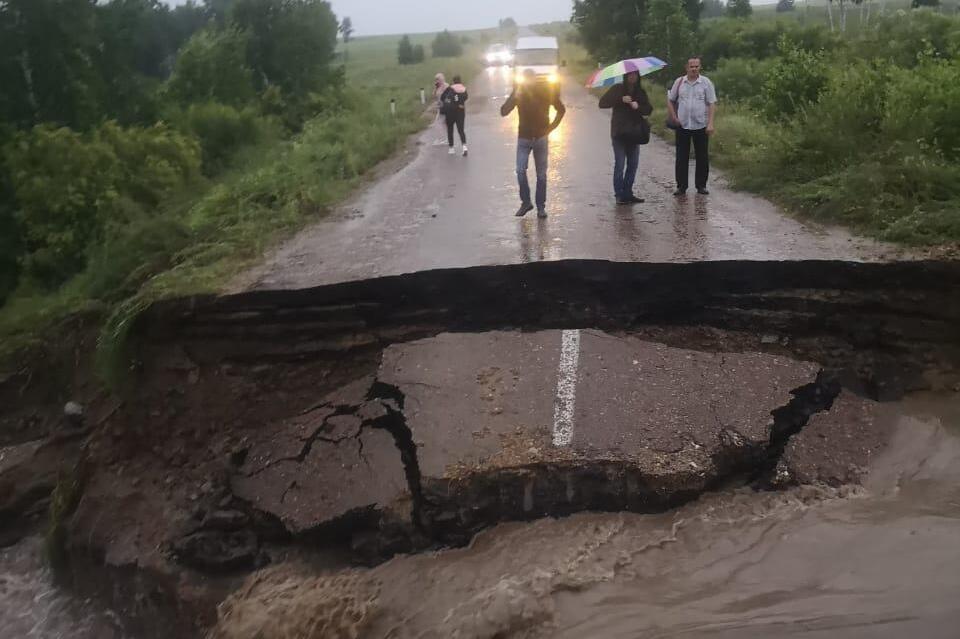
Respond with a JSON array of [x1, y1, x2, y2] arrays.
[[439, 75, 469, 156]]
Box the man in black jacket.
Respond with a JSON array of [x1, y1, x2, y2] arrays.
[[599, 72, 653, 205], [500, 69, 566, 218]]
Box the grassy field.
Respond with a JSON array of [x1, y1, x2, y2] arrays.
[[339, 29, 494, 96]]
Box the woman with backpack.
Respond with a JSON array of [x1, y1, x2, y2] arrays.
[[599, 71, 653, 205], [439, 75, 469, 156]]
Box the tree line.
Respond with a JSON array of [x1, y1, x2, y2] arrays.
[[0, 0, 344, 304], [398, 30, 466, 65]]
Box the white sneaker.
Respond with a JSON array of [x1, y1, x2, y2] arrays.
[[462, 144, 468, 157], [448, 147, 455, 155]]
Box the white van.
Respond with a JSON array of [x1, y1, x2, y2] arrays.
[[513, 36, 560, 85]]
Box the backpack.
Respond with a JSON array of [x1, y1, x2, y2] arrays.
[[440, 88, 459, 117]]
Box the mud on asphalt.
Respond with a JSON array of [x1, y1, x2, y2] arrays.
[[2, 259, 960, 638]]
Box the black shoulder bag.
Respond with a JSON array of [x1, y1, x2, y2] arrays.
[[619, 89, 651, 145], [621, 115, 651, 145], [666, 78, 682, 131]]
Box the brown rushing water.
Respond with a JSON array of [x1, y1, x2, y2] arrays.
[[5, 393, 959, 639], [0, 536, 127, 639]]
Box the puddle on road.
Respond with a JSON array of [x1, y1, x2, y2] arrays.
[[208, 393, 960, 639]]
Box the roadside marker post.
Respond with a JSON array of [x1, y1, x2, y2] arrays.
[[390, 98, 396, 117], [420, 88, 426, 105]]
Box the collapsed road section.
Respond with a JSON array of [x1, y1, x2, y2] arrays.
[[1, 259, 959, 638]]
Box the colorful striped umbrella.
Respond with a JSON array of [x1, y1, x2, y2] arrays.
[[585, 57, 668, 88]]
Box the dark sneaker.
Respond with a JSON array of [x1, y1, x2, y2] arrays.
[[673, 189, 687, 197], [629, 195, 645, 203], [696, 187, 710, 195], [616, 198, 632, 205], [537, 208, 548, 218], [516, 203, 534, 217]]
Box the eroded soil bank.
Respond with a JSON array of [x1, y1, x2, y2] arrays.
[[2, 260, 959, 638]]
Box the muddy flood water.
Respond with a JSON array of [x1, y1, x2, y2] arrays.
[[5, 393, 960, 639]]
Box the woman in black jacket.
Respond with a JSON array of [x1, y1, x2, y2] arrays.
[[599, 71, 653, 205]]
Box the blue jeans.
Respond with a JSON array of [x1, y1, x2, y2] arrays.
[[516, 137, 549, 210], [612, 137, 640, 200]]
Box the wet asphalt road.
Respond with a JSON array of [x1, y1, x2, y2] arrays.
[[239, 67, 906, 291]]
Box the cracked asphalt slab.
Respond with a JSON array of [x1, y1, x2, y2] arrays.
[[231, 378, 409, 536], [235, 67, 909, 292], [221, 330, 884, 547]]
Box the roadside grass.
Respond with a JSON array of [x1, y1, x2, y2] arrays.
[[651, 101, 960, 246], [0, 30, 491, 380], [658, 7, 960, 247]]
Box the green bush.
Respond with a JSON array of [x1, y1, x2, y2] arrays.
[[5, 126, 119, 284], [176, 102, 264, 175], [397, 35, 420, 65], [432, 30, 463, 57], [258, 76, 347, 133], [778, 61, 890, 176], [165, 28, 257, 108], [710, 57, 776, 103], [858, 11, 960, 68], [759, 40, 828, 120], [81, 215, 192, 301], [187, 87, 419, 247], [709, 60, 960, 245], [883, 58, 960, 161], [5, 122, 200, 287], [783, 144, 960, 244], [699, 19, 837, 68]]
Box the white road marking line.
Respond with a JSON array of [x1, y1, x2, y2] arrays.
[[553, 329, 581, 447]]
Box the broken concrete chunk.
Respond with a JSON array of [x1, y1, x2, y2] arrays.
[[778, 391, 886, 486], [231, 418, 407, 536]]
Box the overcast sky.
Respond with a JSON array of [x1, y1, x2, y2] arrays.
[[163, 1, 777, 37], [328, 0, 575, 35], [163, 0, 575, 35]]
